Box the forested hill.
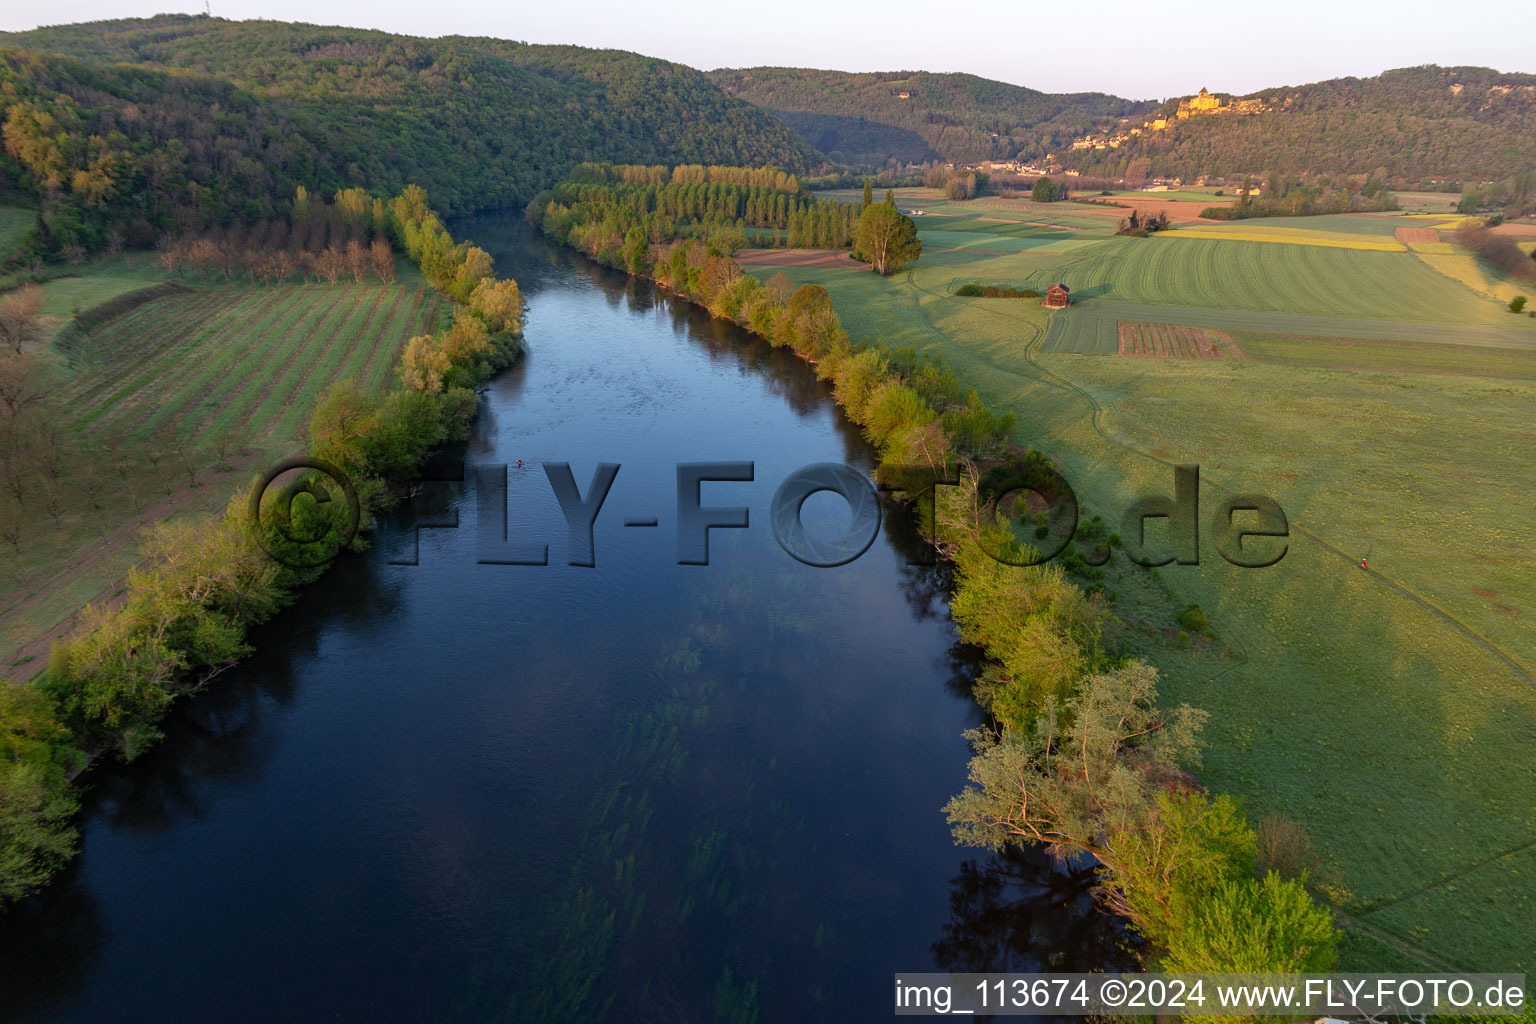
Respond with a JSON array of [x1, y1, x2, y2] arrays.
[[705, 68, 1150, 166], [1062, 66, 1536, 184], [0, 16, 817, 254]]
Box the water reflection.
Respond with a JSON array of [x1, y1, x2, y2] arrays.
[[933, 848, 1142, 974], [0, 881, 102, 1018]]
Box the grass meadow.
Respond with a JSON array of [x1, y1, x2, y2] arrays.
[[0, 205, 35, 259], [745, 191, 1536, 971], [1108, 189, 1228, 202], [1041, 303, 1536, 354], [1, 258, 443, 678], [1018, 235, 1524, 323], [1231, 331, 1536, 377]]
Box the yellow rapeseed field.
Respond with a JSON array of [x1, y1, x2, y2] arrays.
[[1414, 250, 1533, 304], [1157, 228, 1407, 252]]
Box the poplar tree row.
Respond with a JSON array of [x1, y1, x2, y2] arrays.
[[536, 174, 861, 253]]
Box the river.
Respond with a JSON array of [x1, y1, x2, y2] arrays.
[[0, 215, 1131, 1022]]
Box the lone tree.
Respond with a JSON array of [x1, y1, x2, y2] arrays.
[[855, 202, 922, 276], [0, 283, 43, 354]]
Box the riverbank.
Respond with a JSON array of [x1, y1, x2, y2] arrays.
[[0, 187, 523, 905]]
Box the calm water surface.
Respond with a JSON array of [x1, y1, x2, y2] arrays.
[[0, 216, 1129, 1022]]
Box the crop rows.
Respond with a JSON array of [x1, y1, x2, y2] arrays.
[[1021, 236, 1523, 325], [63, 281, 432, 449], [1116, 321, 1228, 359], [1039, 310, 1118, 354], [1042, 300, 1536, 351]]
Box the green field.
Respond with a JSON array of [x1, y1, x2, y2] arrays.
[[23, 252, 192, 331], [1021, 235, 1530, 323], [62, 279, 441, 446], [1109, 189, 1228, 202], [1042, 301, 1536, 353], [1231, 331, 1536, 377], [1, 261, 442, 677], [745, 205, 1536, 971]]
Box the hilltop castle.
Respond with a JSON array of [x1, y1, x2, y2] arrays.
[[1066, 87, 1268, 152], [1174, 87, 1266, 121], [1177, 87, 1223, 118]]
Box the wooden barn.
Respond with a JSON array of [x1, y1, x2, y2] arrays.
[[1043, 283, 1071, 309]]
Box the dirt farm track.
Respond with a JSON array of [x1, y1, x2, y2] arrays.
[[734, 249, 862, 268]]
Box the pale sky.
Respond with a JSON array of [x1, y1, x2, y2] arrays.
[[2, 0, 1532, 100]]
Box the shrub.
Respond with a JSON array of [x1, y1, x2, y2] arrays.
[[0, 759, 80, 903], [1177, 603, 1209, 633], [860, 381, 935, 451], [1255, 814, 1322, 882], [1512, 295, 1529, 313], [949, 533, 1111, 722], [0, 685, 81, 904], [1103, 792, 1255, 946], [979, 448, 1072, 506], [953, 283, 1039, 299], [829, 347, 887, 420], [1162, 871, 1338, 973], [942, 388, 1015, 457]]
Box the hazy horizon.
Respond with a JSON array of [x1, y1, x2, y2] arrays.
[[2, 1, 1533, 99]]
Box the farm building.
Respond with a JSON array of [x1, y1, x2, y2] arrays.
[[1044, 283, 1071, 309]]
